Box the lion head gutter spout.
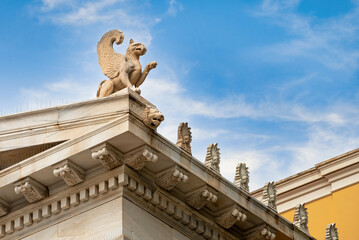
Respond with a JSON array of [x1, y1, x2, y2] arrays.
[[143, 106, 164, 131]]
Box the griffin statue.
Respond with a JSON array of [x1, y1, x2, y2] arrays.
[[96, 29, 157, 97]]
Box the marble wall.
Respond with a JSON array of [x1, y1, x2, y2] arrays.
[[123, 198, 190, 240], [19, 197, 190, 240], [21, 198, 123, 240]]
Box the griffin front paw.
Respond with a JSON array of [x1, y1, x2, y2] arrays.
[[134, 87, 141, 95], [147, 61, 157, 70]]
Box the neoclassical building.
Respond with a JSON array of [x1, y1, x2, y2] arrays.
[[0, 88, 317, 240]]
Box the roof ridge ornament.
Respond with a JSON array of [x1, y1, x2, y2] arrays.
[[293, 203, 309, 234], [262, 181, 277, 211], [204, 143, 221, 174], [234, 163, 249, 192], [176, 122, 192, 155], [325, 223, 339, 240], [96, 29, 157, 97]]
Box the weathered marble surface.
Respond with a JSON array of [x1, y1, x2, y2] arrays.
[[57, 198, 122, 239], [19, 198, 122, 240], [18, 197, 191, 240], [123, 198, 190, 240]]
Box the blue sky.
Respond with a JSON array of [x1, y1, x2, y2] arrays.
[[1, 0, 359, 190]]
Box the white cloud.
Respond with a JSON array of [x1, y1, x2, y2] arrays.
[[38, 0, 131, 26], [258, 0, 300, 16], [57, 0, 118, 25], [143, 76, 358, 127], [287, 125, 359, 173], [217, 121, 359, 190], [191, 128, 228, 141], [36, 0, 158, 42], [221, 149, 285, 190], [167, 0, 183, 17], [254, 0, 359, 72], [40, 0, 73, 11], [35, 0, 158, 51], [19, 78, 97, 111]]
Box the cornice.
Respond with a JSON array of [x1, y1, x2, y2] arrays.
[[0, 166, 125, 239], [251, 148, 359, 213], [0, 115, 130, 187], [0, 166, 235, 240]]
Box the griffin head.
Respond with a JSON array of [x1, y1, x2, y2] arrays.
[[126, 39, 147, 58]]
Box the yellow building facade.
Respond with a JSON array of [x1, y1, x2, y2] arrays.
[[252, 148, 359, 240], [282, 183, 359, 240]]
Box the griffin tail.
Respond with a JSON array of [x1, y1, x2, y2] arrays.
[[96, 80, 107, 97]]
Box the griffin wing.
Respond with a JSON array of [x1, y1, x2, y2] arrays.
[[97, 30, 125, 79]]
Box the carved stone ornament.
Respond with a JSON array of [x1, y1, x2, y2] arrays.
[[14, 177, 48, 203], [186, 186, 218, 210], [142, 106, 164, 131], [293, 203, 309, 234], [262, 182, 277, 211], [176, 122, 192, 155], [125, 145, 158, 170], [204, 143, 221, 174], [96, 29, 157, 97], [53, 159, 85, 186], [325, 223, 339, 240], [216, 205, 247, 229], [155, 165, 189, 190], [91, 142, 123, 170], [246, 226, 276, 240], [234, 163, 249, 192], [0, 199, 9, 217]]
